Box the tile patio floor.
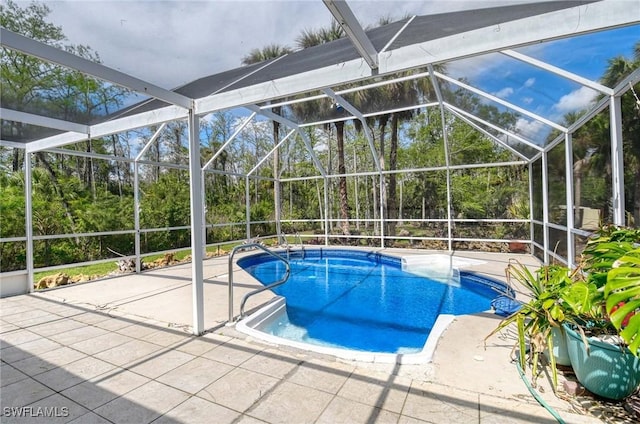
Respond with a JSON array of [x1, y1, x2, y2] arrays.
[[0, 249, 619, 423]]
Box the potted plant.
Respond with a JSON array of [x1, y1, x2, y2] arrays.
[[486, 260, 575, 390], [560, 225, 640, 400]]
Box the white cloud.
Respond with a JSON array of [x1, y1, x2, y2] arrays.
[[523, 77, 535, 88], [44, 0, 332, 89], [445, 53, 509, 81], [494, 87, 514, 98], [522, 97, 534, 105], [42, 0, 536, 90], [514, 117, 547, 139], [554, 86, 598, 114]]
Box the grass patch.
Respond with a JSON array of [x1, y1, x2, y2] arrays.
[[32, 242, 247, 284], [33, 261, 119, 283]]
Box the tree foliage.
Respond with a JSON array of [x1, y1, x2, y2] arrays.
[[1, 2, 636, 277]]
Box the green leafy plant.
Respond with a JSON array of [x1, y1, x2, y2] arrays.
[[562, 225, 640, 356], [605, 247, 640, 354], [486, 260, 576, 389]]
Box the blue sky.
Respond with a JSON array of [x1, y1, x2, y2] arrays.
[[445, 24, 639, 143]]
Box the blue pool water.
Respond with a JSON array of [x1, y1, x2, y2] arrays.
[[238, 249, 508, 354]]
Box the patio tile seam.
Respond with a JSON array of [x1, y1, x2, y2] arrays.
[[240, 360, 307, 417], [0, 314, 72, 333], [104, 344, 184, 372], [28, 386, 96, 420]]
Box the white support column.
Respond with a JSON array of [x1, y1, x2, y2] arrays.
[[379, 173, 385, 248], [201, 172, 207, 256], [25, 152, 34, 293], [564, 133, 575, 268], [542, 152, 550, 264], [134, 124, 166, 273], [275, 174, 282, 241], [443, 129, 453, 253], [245, 177, 251, 239], [134, 162, 141, 273], [529, 162, 535, 257], [187, 109, 204, 335], [610, 96, 625, 226], [429, 68, 453, 252]]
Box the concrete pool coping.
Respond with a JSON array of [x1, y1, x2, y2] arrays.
[[1, 248, 620, 423]]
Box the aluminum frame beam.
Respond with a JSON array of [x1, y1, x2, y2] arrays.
[[323, 0, 378, 70], [427, 65, 453, 251], [445, 104, 543, 152], [202, 112, 257, 171], [446, 107, 530, 162], [1, 108, 89, 134], [379, 1, 639, 75], [12, 1, 631, 153], [322, 88, 381, 172], [245, 105, 327, 177], [0, 140, 27, 149], [434, 72, 567, 133], [26, 106, 188, 153], [247, 129, 296, 176], [501, 49, 614, 95], [1, 28, 192, 109]]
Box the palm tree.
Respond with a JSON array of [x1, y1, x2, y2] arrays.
[[295, 21, 352, 236], [375, 66, 443, 236], [241, 44, 293, 66], [241, 44, 293, 240]]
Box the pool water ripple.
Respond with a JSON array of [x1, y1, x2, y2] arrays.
[[238, 249, 509, 356]]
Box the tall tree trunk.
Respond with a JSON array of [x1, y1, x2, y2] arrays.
[[85, 141, 96, 200], [12, 123, 22, 171], [12, 149, 21, 172], [111, 135, 123, 198], [335, 121, 350, 236], [154, 139, 161, 183], [35, 152, 80, 243]]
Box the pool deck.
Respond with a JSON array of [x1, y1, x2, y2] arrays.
[[0, 248, 623, 423]]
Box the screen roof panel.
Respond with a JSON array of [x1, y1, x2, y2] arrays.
[[385, 1, 598, 51]]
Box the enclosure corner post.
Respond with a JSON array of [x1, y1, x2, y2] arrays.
[[541, 151, 550, 264], [25, 152, 34, 293], [609, 95, 625, 226], [564, 132, 575, 268], [188, 109, 204, 335], [134, 161, 141, 273], [245, 176, 251, 240]]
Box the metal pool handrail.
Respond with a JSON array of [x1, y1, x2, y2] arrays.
[[227, 243, 290, 324], [294, 231, 305, 259]]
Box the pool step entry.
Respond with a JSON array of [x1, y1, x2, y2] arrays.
[[401, 254, 486, 287], [227, 243, 291, 324]]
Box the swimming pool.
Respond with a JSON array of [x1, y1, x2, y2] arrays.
[[236, 248, 510, 363]]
